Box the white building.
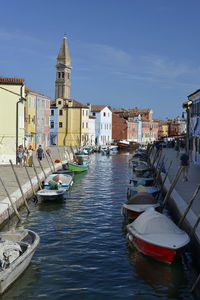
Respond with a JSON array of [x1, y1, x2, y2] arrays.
[[88, 115, 96, 146], [90, 105, 112, 146]]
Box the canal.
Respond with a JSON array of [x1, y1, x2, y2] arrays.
[[1, 152, 199, 299]]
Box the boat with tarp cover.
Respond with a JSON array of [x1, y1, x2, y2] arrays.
[[127, 208, 190, 264]]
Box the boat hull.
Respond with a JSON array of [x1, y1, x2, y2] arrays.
[[0, 230, 39, 294], [127, 232, 185, 264], [67, 163, 88, 172]]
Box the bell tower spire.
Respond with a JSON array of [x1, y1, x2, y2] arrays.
[[55, 36, 72, 99]]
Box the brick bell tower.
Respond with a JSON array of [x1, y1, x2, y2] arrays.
[[55, 36, 72, 99]]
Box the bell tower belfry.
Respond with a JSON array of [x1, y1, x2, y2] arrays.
[[55, 37, 72, 99]]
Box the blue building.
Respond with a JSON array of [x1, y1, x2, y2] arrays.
[[50, 102, 58, 145]]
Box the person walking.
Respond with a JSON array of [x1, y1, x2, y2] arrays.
[[180, 150, 190, 181], [17, 145, 23, 168], [27, 145, 33, 167], [23, 147, 28, 166], [36, 145, 44, 161]]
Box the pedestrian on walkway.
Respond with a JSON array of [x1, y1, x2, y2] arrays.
[[175, 141, 180, 157], [27, 145, 33, 167], [17, 145, 23, 168], [23, 147, 28, 166], [180, 150, 190, 181], [36, 145, 44, 161]]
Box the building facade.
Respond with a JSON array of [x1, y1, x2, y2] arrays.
[[57, 98, 89, 146], [91, 105, 112, 146], [0, 77, 25, 164], [25, 88, 37, 149], [88, 116, 96, 146], [50, 101, 58, 145]]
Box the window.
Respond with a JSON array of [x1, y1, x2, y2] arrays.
[[82, 110, 84, 116], [93, 112, 96, 116], [58, 100, 62, 105], [59, 110, 63, 116], [62, 72, 65, 79], [86, 122, 88, 128], [82, 122, 84, 128], [104, 112, 106, 117], [28, 115, 31, 124], [86, 110, 88, 116], [59, 122, 63, 128], [58, 72, 61, 79], [51, 121, 54, 129], [68, 73, 70, 79], [51, 110, 54, 116], [29, 96, 31, 107]]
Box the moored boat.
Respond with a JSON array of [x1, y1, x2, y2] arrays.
[[0, 229, 40, 294], [122, 192, 159, 221], [127, 185, 160, 199], [67, 162, 89, 173], [117, 140, 140, 150], [44, 173, 73, 190], [127, 208, 190, 264], [130, 176, 155, 187], [37, 189, 66, 201]]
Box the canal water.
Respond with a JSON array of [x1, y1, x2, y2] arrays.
[[1, 152, 199, 300]]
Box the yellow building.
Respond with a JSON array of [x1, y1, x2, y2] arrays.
[[0, 77, 25, 164], [162, 124, 168, 136], [57, 98, 89, 146], [25, 88, 37, 150]]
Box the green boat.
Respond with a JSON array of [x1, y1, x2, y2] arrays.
[[67, 162, 89, 172]]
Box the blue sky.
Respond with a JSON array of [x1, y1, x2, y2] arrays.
[[1, 0, 200, 120]]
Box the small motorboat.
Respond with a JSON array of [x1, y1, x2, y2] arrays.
[[0, 229, 40, 294], [134, 164, 152, 177], [127, 185, 160, 199], [130, 176, 155, 187], [122, 192, 160, 221], [54, 169, 74, 177], [37, 189, 66, 201], [44, 173, 73, 190], [67, 162, 89, 173], [127, 208, 190, 264]]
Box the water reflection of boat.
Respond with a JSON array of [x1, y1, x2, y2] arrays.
[[127, 244, 173, 285]]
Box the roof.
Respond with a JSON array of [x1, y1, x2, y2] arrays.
[[0, 77, 25, 85], [25, 87, 51, 99], [187, 89, 200, 98], [57, 37, 71, 66], [62, 98, 88, 109], [91, 105, 107, 112]]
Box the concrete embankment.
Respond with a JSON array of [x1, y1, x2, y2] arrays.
[[0, 146, 70, 227], [151, 147, 200, 263]]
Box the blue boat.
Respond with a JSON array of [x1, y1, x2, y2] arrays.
[[127, 186, 160, 199], [43, 174, 73, 191]]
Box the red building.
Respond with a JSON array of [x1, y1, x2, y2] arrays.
[[112, 113, 127, 141]]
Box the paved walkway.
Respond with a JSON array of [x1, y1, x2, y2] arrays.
[[0, 146, 70, 226], [151, 146, 200, 243]]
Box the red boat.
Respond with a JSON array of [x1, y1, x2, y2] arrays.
[[117, 140, 140, 150], [122, 192, 159, 222], [127, 208, 190, 264]]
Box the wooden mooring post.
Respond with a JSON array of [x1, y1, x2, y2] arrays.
[[161, 166, 182, 211], [160, 160, 173, 192], [178, 184, 200, 227], [24, 165, 36, 196], [154, 155, 165, 186], [37, 158, 47, 179], [44, 152, 53, 173], [57, 146, 63, 163], [9, 160, 30, 213], [32, 161, 42, 190], [0, 175, 21, 221]]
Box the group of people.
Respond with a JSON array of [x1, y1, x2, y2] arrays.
[[17, 144, 47, 167], [17, 145, 33, 168]]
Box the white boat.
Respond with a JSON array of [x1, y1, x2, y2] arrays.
[[0, 229, 40, 294], [37, 189, 66, 201], [127, 208, 190, 264]]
